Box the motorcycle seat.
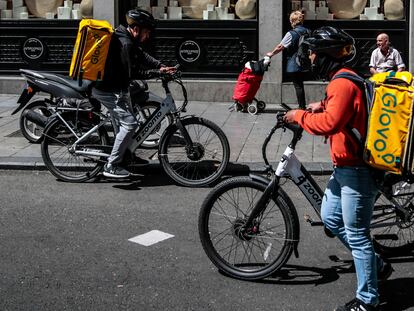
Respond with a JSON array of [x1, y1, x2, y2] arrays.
[[20, 69, 93, 92]]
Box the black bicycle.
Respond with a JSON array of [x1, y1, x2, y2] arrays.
[[40, 71, 230, 187], [198, 106, 414, 280]]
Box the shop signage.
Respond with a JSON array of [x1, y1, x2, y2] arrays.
[[22, 38, 44, 60], [178, 40, 201, 63]]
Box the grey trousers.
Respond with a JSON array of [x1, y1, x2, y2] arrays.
[[92, 88, 138, 165]]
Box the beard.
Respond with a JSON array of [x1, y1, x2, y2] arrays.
[[311, 54, 343, 80]]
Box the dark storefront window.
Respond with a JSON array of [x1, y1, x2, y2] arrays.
[[0, 0, 258, 77], [119, 0, 259, 78], [282, 0, 410, 80], [0, 0, 92, 74]]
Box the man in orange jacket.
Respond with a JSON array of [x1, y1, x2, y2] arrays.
[[284, 27, 392, 311]]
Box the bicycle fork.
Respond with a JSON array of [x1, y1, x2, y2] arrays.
[[243, 176, 279, 231]]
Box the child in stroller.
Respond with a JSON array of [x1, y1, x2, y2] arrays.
[[232, 56, 271, 115]]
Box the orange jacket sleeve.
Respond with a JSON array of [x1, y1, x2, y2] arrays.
[[293, 78, 358, 136]]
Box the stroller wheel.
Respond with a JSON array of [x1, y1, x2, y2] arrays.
[[257, 101, 266, 112], [247, 103, 258, 115]]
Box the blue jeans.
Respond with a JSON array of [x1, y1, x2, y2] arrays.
[[92, 88, 138, 165], [321, 166, 380, 306]]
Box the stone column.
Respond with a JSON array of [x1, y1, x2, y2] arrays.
[[257, 0, 283, 104], [93, 0, 116, 26]]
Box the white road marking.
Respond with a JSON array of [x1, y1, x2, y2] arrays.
[[128, 230, 175, 246]]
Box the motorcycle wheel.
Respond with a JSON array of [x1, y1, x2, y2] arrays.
[[19, 100, 52, 143]]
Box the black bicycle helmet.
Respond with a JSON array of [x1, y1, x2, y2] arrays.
[[297, 26, 356, 79], [126, 9, 156, 30], [305, 26, 355, 59]]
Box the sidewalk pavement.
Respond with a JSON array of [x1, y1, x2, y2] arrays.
[[0, 94, 333, 175]]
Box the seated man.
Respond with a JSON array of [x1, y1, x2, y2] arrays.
[[369, 33, 405, 74]]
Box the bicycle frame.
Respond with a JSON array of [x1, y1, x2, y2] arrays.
[[58, 75, 192, 160], [129, 92, 178, 151], [275, 145, 324, 216], [246, 117, 412, 231], [244, 122, 323, 229]]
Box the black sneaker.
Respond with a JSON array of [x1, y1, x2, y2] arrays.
[[103, 163, 130, 178], [378, 261, 393, 283], [335, 298, 379, 311]]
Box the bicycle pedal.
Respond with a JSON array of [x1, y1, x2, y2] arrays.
[[304, 214, 323, 226]]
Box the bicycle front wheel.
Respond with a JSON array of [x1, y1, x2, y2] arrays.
[[41, 117, 109, 182], [198, 176, 298, 280], [372, 177, 414, 256], [159, 117, 230, 187]]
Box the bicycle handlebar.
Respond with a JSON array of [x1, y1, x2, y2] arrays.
[[262, 107, 304, 167], [159, 66, 189, 112]]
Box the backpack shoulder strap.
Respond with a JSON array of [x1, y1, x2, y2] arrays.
[[331, 71, 374, 103], [331, 72, 365, 88], [331, 71, 371, 150]]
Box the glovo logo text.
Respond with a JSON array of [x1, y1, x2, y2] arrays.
[[373, 92, 398, 165], [91, 33, 104, 65]]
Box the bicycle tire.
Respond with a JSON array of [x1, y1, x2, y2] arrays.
[[159, 117, 230, 187], [41, 117, 109, 182], [138, 101, 173, 149], [372, 177, 414, 256], [20, 100, 52, 143], [198, 176, 299, 280]]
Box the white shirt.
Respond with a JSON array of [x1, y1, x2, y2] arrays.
[[369, 47, 405, 72], [280, 32, 293, 48]]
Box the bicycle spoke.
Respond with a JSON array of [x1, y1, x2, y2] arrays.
[[372, 179, 414, 255], [161, 118, 229, 187], [203, 179, 294, 275]]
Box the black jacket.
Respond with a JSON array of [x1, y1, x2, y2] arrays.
[[96, 25, 163, 92]]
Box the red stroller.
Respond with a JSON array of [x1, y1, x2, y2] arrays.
[[232, 56, 271, 115]]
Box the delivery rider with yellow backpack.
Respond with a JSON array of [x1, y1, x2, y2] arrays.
[[90, 9, 176, 178], [283, 26, 394, 311]]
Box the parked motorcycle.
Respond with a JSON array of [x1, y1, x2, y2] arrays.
[[13, 69, 170, 148]]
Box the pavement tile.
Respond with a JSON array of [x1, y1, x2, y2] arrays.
[[0, 94, 332, 174]]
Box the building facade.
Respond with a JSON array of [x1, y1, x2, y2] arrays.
[[0, 0, 412, 104]]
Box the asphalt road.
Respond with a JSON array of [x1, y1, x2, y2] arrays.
[[0, 170, 413, 311]]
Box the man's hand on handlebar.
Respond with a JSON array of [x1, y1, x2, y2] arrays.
[[283, 110, 298, 124], [160, 66, 177, 75]]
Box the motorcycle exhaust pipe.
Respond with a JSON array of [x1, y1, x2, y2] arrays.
[[22, 109, 48, 127]]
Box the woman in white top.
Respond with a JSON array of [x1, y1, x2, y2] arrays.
[[266, 11, 310, 109]]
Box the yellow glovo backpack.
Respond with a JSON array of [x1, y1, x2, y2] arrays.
[[69, 19, 114, 84], [366, 72, 414, 175], [332, 71, 414, 176]]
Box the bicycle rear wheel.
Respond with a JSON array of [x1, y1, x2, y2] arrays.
[[372, 176, 414, 256], [41, 117, 109, 182], [159, 117, 230, 187], [198, 176, 298, 280]]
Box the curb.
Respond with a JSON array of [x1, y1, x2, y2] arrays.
[[0, 157, 334, 175]]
